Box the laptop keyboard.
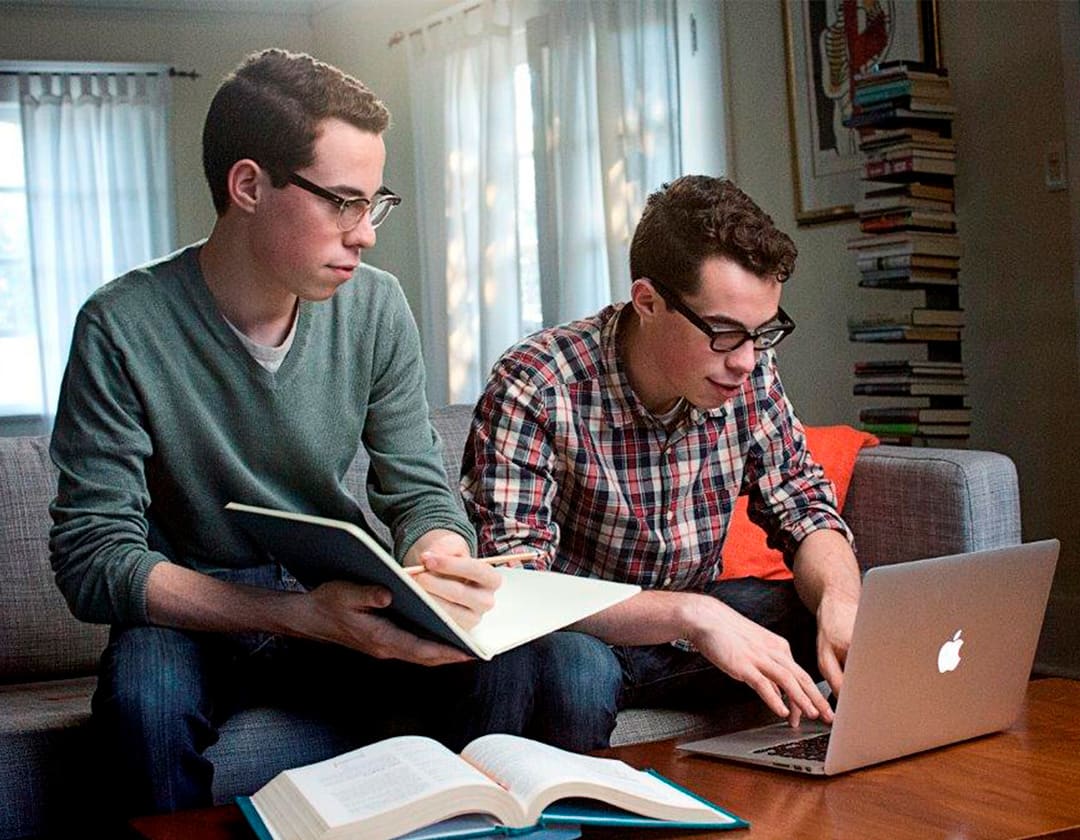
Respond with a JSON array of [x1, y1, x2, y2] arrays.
[[754, 732, 831, 761]]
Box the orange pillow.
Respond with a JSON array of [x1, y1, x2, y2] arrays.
[[719, 426, 879, 581]]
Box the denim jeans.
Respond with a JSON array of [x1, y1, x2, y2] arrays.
[[91, 565, 622, 819]]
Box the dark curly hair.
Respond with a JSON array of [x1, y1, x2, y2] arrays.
[[629, 176, 797, 295], [202, 48, 391, 215]]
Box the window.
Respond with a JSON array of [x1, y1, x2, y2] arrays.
[[0, 64, 174, 431], [0, 103, 41, 419], [514, 61, 542, 332], [404, 0, 731, 405]]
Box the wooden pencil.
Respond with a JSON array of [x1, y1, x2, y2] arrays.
[[404, 551, 541, 575]]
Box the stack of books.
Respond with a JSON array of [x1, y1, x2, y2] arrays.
[[847, 230, 961, 290], [858, 403, 972, 442], [847, 64, 958, 290], [844, 61, 967, 447], [845, 61, 955, 128], [853, 359, 966, 395]]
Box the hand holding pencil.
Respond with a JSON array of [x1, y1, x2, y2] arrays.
[[405, 550, 541, 576], [403, 530, 544, 630]]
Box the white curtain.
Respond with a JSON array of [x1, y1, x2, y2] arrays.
[[16, 70, 173, 421], [406, 1, 530, 405], [532, 0, 681, 322], [406, 0, 680, 406]]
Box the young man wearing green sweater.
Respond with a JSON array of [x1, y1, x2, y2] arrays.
[[48, 49, 613, 821]]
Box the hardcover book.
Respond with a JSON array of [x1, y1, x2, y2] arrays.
[[853, 61, 949, 80], [854, 360, 965, 377], [854, 253, 960, 272], [858, 210, 957, 234], [858, 274, 959, 290], [863, 181, 955, 202], [850, 309, 965, 328], [848, 325, 962, 343], [847, 231, 963, 259], [860, 422, 970, 438], [238, 733, 747, 840], [859, 407, 972, 424], [855, 195, 954, 215], [853, 80, 951, 107], [859, 130, 955, 153], [843, 105, 955, 130], [863, 156, 956, 179], [853, 381, 968, 397]]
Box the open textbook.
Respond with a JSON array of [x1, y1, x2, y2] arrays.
[[238, 733, 747, 840], [226, 503, 639, 661]]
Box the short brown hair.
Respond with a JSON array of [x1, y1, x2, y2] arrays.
[[629, 176, 797, 295], [202, 48, 391, 214]]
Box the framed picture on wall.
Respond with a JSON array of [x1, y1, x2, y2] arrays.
[[783, 0, 942, 225]]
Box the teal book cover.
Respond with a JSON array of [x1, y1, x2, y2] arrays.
[[538, 770, 748, 830]]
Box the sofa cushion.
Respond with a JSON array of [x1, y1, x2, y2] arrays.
[[0, 436, 108, 683], [720, 425, 879, 581], [844, 446, 1022, 567], [610, 701, 772, 747]]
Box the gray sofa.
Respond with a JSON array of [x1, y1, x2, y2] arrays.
[[0, 403, 1022, 839]]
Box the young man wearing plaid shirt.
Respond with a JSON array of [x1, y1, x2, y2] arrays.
[[461, 176, 863, 749]]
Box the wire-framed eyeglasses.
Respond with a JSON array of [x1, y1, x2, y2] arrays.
[[648, 278, 796, 353], [287, 173, 402, 231]]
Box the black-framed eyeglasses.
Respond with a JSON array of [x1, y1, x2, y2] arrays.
[[648, 278, 796, 353], [287, 173, 402, 231]]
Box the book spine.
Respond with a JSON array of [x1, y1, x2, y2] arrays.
[[860, 408, 972, 424], [858, 276, 959, 289], [868, 147, 956, 161], [861, 422, 919, 435], [854, 83, 951, 107], [854, 82, 915, 105], [849, 236, 962, 259], [849, 328, 962, 342], [864, 158, 956, 178], [866, 158, 914, 177], [853, 383, 969, 396]]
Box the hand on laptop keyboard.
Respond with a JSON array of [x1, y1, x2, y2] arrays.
[[682, 596, 835, 727]]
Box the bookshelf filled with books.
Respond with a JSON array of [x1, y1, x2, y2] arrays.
[[845, 61, 967, 446]]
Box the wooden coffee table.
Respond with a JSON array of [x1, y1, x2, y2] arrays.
[[130, 678, 1080, 840]]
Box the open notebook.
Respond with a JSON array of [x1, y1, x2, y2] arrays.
[[226, 502, 639, 660]]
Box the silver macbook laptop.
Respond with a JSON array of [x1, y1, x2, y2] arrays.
[[678, 539, 1059, 776]]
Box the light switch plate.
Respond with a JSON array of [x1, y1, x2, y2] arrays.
[[1045, 140, 1067, 191]]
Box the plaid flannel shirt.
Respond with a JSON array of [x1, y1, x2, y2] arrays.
[[460, 304, 853, 589]]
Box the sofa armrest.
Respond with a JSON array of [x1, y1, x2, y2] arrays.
[[843, 445, 1021, 571]]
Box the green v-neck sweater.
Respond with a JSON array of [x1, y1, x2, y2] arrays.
[[49, 243, 473, 626]]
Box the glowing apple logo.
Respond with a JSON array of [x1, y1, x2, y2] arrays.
[[937, 630, 964, 673]]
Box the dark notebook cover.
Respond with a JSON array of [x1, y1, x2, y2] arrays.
[[226, 503, 472, 653]]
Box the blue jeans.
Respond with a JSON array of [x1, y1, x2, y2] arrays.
[[469, 578, 818, 751], [91, 566, 620, 819]]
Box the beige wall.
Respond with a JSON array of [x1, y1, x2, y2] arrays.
[[941, 0, 1079, 675], [0, 3, 316, 246], [2, 0, 1077, 673]]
